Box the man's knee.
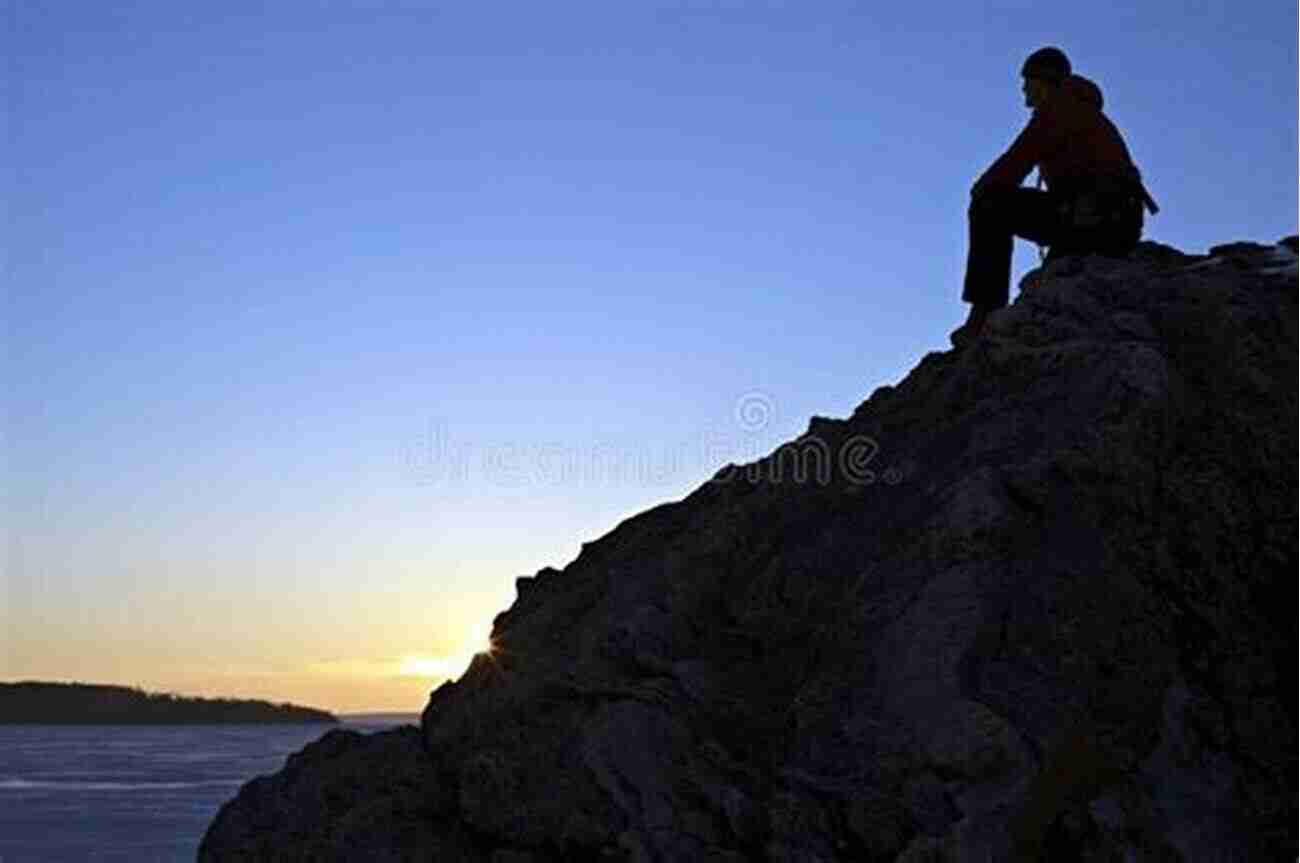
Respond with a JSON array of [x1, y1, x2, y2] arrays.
[[969, 187, 1056, 241], [969, 188, 1013, 220]]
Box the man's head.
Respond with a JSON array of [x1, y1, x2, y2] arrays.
[[1020, 46, 1071, 109]]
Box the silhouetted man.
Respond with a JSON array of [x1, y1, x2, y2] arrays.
[[952, 47, 1157, 347]]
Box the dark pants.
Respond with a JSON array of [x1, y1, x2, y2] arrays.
[[962, 186, 1142, 309]]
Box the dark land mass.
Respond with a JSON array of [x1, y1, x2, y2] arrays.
[[0, 681, 338, 725], [341, 713, 422, 725], [202, 238, 1297, 861]]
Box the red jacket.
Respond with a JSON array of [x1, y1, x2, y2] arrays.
[[975, 75, 1141, 195]]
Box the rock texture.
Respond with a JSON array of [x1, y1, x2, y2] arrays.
[[201, 238, 1298, 862]]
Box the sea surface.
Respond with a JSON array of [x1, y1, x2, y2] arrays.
[[0, 718, 415, 862]]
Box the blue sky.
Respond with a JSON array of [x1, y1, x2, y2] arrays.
[[5, 0, 1296, 711]]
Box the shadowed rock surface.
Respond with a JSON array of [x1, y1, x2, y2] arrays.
[[201, 238, 1298, 862]]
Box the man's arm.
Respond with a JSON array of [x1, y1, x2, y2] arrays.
[[971, 111, 1054, 197]]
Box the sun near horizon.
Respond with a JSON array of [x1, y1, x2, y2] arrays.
[[215, 617, 498, 715], [3, 615, 501, 716]]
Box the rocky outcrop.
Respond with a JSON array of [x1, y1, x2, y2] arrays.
[[199, 726, 464, 860], [201, 238, 1298, 861]]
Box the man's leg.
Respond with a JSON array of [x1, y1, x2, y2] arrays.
[[953, 187, 1061, 346], [963, 186, 1060, 307]]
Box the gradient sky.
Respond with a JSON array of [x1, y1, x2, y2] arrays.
[[4, 1, 1296, 713]]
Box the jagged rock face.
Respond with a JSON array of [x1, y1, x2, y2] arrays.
[[200, 239, 1298, 862], [198, 727, 462, 861]]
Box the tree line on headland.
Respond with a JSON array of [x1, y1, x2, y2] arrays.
[[0, 681, 338, 724]]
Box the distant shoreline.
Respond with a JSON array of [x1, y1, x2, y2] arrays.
[[0, 681, 338, 725], [339, 712, 422, 725]]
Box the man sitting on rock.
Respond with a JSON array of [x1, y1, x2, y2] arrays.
[[952, 47, 1158, 348]]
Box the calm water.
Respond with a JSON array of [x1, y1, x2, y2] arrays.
[[0, 719, 413, 862]]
